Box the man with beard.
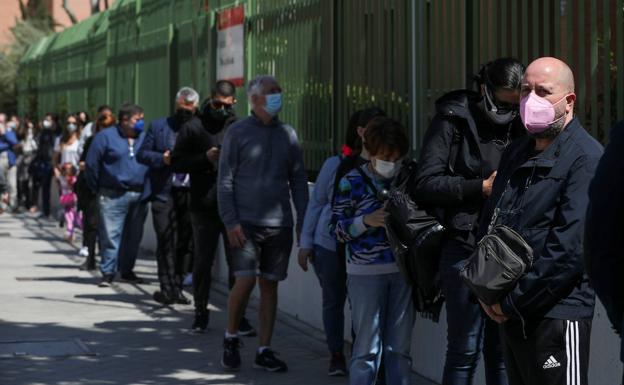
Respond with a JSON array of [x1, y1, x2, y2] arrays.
[[137, 87, 198, 305], [476, 57, 603, 385], [171, 80, 256, 335]]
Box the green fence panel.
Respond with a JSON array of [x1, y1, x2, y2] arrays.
[[246, 0, 333, 172], [107, 0, 139, 113], [17, 0, 624, 172]]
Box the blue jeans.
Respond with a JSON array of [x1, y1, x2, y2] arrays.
[[348, 272, 414, 385], [98, 189, 148, 275], [312, 245, 347, 354], [440, 240, 508, 385]]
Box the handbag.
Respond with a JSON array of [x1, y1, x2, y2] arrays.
[[459, 184, 533, 305]]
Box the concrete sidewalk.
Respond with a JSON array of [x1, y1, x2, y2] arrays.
[[0, 213, 436, 385]]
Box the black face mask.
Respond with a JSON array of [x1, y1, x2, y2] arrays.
[[201, 102, 234, 134], [175, 109, 195, 124], [482, 86, 518, 125]]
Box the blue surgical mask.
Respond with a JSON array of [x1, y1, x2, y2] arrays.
[[134, 119, 145, 134], [263, 93, 282, 116]]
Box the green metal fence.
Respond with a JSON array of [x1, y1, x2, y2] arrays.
[[18, 0, 624, 174]]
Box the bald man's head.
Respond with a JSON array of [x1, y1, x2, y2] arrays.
[[521, 57, 577, 139], [525, 57, 575, 93]]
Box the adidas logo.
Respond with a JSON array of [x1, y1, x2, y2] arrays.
[[543, 355, 562, 369]]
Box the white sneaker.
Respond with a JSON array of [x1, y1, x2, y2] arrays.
[[182, 273, 193, 287], [78, 247, 89, 257]]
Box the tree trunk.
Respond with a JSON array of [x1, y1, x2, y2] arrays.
[[90, 0, 100, 15], [62, 0, 78, 24]]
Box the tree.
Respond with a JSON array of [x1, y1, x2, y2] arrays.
[[63, 0, 103, 24], [62, 0, 78, 24], [0, 3, 54, 113]]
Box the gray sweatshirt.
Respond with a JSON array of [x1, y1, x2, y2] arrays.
[[217, 114, 308, 230]]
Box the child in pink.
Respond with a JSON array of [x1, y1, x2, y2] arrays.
[[56, 163, 82, 243]]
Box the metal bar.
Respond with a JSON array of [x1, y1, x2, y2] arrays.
[[554, 0, 561, 58], [510, 0, 518, 58], [521, 0, 528, 63], [532, 0, 539, 59], [500, 0, 507, 56], [577, 1, 587, 126], [617, 0, 624, 122], [603, 0, 612, 138], [543, 0, 550, 55]]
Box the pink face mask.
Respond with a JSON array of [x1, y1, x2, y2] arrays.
[[519, 92, 568, 133]]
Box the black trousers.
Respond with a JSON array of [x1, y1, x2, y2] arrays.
[[501, 317, 591, 385], [190, 212, 235, 314], [82, 196, 99, 267], [151, 189, 193, 295], [35, 169, 53, 216]]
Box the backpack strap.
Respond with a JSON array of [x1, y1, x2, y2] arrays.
[[355, 166, 379, 196], [331, 155, 359, 207]]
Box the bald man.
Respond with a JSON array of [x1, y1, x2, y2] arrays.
[[475, 57, 603, 385]]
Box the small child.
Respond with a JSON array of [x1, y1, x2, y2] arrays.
[[55, 163, 81, 243]]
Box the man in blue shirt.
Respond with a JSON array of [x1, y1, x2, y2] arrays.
[[86, 104, 150, 287], [0, 118, 19, 211], [137, 87, 197, 305]]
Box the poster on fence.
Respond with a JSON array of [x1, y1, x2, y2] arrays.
[[216, 5, 245, 87]]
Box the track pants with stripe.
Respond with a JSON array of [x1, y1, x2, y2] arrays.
[[501, 318, 591, 385]]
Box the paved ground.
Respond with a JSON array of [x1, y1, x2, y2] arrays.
[[0, 213, 437, 385]]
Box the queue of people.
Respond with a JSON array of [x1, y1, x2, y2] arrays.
[[3, 57, 623, 385]]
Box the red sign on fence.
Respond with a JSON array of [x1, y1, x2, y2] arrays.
[[216, 5, 245, 87]]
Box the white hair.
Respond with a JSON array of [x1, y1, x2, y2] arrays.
[[246, 75, 278, 99], [175, 87, 200, 107]]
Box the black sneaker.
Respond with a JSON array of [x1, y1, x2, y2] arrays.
[[120, 271, 145, 284], [173, 291, 191, 305], [328, 352, 347, 376], [238, 317, 257, 337], [254, 349, 288, 372], [221, 337, 241, 371], [153, 291, 174, 305], [99, 274, 114, 287], [191, 312, 209, 333]]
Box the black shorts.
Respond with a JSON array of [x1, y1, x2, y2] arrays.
[[230, 225, 293, 282], [501, 317, 591, 385]]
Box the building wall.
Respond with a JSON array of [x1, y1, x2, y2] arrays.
[[0, 0, 95, 48]]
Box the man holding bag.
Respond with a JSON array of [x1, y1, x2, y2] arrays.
[[476, 57, 602, 385]]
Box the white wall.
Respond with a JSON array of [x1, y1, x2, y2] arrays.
[[140, 186, 623, 385]]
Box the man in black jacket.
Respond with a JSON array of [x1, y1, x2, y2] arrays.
[[171, 80, 255, 335], [477, 57, 603, 385], [585, 120, 624, 381], [137, 88, 197, 305]]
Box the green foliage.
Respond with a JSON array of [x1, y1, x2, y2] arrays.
[[0, 4, 54, 113]]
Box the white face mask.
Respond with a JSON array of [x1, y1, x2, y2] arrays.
[[43, 120, 52, 129], [373, 159, 399, 178]]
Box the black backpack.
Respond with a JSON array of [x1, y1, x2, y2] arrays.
[[354, 160, 445, 321]]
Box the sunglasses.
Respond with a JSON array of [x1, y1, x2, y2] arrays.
[[211, 101, 234, 110], [484, 86, 519, 114]]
